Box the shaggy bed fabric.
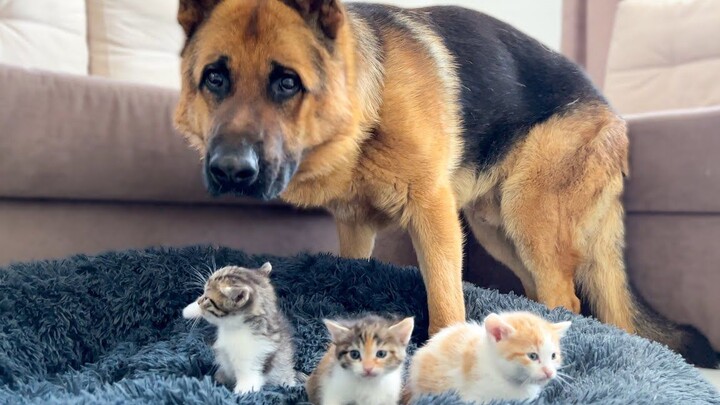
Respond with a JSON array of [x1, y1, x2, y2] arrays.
[[0, 246, 718, 404]]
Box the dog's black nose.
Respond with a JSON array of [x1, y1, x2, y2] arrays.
[[207, 147, 259, 187]]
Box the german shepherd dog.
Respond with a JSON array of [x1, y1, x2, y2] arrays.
[[173, 0, 717, 366]]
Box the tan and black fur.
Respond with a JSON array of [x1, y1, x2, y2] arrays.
[[173, 0, 717, 366]]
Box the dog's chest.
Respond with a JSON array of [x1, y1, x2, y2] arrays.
[[330, 163, 414, 224], [328, 183, 401, 226]]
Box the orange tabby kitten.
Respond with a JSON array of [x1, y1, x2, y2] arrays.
[[407, 311, 571, 404]]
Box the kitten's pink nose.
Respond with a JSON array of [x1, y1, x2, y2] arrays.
[[363, 367, 375, 376], [542, 367, 554, 379]]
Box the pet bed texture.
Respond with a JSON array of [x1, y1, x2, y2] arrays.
[[0, 246, 718, 404]]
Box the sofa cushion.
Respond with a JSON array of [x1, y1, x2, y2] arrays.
[[623, 107, 720, 213], [0, 63, 287, 207], [0, 0, 88, 75], [605, 0, 720, 114], [86, 0, 184, 89]]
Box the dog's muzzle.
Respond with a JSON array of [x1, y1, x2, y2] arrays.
[[203, 141, 297, 200], [207, 144, 259, 189]]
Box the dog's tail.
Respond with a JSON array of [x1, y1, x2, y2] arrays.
[[576, 201, 718, 368], [579, 259, 718, 368], [633, 291, 718, 368]]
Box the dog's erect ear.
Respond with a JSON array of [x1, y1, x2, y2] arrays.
[[178, 0, 223, 39], [281, 0, 344, 40]]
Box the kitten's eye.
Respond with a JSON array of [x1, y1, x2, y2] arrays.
[[376, 350, 387, 359], [349, 350, 361, 360], [551, 353, 557, 360], [527, 352, 539, 361]]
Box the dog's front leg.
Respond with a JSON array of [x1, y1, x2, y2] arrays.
[[336, 220, 377, 259], [407, 185, 465, 335]]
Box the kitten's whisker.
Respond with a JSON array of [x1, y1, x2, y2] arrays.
[[554, 376, 569, 387], [518, 375, 532, 386], [192, 268, 208, 283], [556, 372, 575, 383], [189, 317, 201, 332], [557, 376, 572, 387]]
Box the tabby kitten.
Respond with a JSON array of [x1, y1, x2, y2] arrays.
[[306, 315, 415, 405], [182, 262, 297, 394], [407, 311, 571, 404]]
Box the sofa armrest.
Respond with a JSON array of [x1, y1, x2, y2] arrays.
[[561, 0, 620, 88], [623, 106, 720, 213], [0, 64, 287, 208]]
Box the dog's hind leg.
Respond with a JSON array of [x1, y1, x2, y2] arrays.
[[463, 200, 538, 301], [497, 105, 630, 315], [500, 185, 583, 314], [575, 195, 635, 332]]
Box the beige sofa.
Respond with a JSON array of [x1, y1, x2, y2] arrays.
[[1, 0, 718, 351], [563, 0, 720, 350], [0, 0, 419, 267]]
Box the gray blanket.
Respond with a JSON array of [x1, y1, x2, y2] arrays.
[[0, 246, 718, 404]]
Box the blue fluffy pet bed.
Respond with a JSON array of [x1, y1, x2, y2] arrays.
[[0, 246, 718, 404]]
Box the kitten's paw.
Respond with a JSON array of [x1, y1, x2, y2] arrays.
[[233, 376, 264, 395], [233, 383, 257, 395]]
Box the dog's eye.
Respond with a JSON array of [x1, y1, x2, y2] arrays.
[[202, 66, 231, 99], [280, 76, 298, 92], [269, 68, 302, 103], [206, 71, 226, 89]]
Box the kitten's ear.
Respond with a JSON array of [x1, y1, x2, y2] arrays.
[[484, 313, 515, 342], [178, 0, 223, 39], [280, 0, 344, 40], [553, 321, 572, 337], [389, 317, 415, 346], [258, 262, 272, 276], [221, 285, 251, 305], [323, 319, 350, 342]]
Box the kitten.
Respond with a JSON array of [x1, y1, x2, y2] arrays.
[[182, 262, 297, 394], [407, 311, 571, 404], [306, 315, 415, 405]]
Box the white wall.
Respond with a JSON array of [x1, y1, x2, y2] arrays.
[[347, 0, 563, 51]]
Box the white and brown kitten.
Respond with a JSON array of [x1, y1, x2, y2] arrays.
[[182, 262, 298, 394], [306, 315, 414, 405], [407, 311, 571, 404]]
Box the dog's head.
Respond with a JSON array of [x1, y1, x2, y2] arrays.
[[174, 0, 353, 200]]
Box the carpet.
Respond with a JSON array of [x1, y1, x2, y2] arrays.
[[0, 246, 718, 404]]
